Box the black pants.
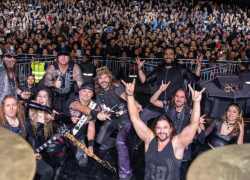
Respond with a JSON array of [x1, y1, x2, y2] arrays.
[[36, 159, 53, 180]]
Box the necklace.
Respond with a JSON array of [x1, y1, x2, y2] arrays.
[[38, 113, 44, 119], [8, 118, 17, 127], [226, 121, 235, 130]]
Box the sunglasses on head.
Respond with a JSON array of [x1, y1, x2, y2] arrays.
[[5, 54, 16, 58]]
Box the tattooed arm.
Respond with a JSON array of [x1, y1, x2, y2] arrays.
[[73, 64, 84, 88], [44, 65, 55, 87]]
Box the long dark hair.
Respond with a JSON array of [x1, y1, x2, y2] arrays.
[[151, 115, 177, 138], [168, 88, 192, 114], [94, 77, 120, 95], [0, 95, 25, 132], [221, 103, 243, 136]]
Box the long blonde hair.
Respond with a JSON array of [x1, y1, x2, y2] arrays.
[[29, 89, 54, 139], [221, 103, 243, 136]]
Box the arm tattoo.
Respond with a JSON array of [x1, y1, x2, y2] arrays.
[[44, 65, 55, 87], [72, 101, 80, 107], [73, 64, 84, 87]]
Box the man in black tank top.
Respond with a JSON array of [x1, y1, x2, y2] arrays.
[[44, 44, 84, 111], [122, 79, 205, 180]]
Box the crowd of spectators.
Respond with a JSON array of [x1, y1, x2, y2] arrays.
[[0, 0, 250, 67]]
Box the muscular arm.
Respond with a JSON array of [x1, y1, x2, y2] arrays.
[[73, 64, 84, 88], [44, 65, 55, 87], [70, 101, 92, 116], [176, 101, 201, 149], [127, 95, 155, 149]]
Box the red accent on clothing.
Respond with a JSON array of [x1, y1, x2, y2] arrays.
[[55, 152, 63, 157]]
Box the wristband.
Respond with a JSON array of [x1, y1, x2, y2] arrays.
[[90, 110, 99, 119], [138, 68, 142, 71], [126, 92, 134, 96], [88, 140, 94, 147]]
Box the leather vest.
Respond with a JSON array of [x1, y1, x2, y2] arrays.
[[52, 63, 74, 95], [98, 87, 128, 116]]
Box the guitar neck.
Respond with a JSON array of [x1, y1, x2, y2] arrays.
[[35, 133, 61, 153], [64, 132, 102, 163]]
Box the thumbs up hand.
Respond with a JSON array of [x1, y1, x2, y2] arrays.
[[53, 76, 62, 89]]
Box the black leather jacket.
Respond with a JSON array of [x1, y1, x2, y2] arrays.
[[4, 119, 36, 150], [144, 63, 200, 100]]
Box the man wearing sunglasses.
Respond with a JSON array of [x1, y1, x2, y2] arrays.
[[0, 45, 28, 103], [44, 44, 84, 111]]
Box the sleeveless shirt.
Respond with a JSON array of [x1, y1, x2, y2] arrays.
[[145, 137, 182, 180]]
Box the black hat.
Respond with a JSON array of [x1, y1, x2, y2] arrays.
[[1, 45, 17, 58], [79, 82, 94, 92], [55, 44, 72, 56]]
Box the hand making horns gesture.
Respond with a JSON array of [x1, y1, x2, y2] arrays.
[[121, 78, 136, 96], [188, 84, 206, 102]]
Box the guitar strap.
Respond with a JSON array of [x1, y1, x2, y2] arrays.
[[72, 101, 97, 136]]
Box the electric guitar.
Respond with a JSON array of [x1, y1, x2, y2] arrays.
[[35, 127, 69, 153], [58, 125, 116, 173]]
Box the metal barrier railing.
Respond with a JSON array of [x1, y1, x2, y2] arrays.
[[16, 54, 242, 87]]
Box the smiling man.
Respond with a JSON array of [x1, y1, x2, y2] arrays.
[[44, 44, 84, 111], [0, 45, 28, 103], [136, 47, 203, 123]]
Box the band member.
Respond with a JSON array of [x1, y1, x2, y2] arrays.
[[122, 79, 205, 180], [150, 81, 205, 160], [136, 48, 202, 122], [95, 66, 142, 180], [0, 46, 28, 103], [63, 82, 104, 167], [44, 44, 84, 111], [0, 95, 53, 180], [198, 103, 244, 155]]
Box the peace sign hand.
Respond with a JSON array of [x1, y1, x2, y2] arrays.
[[159, 80, 170, 92], [188, 84, 205, 102], [121, 78, 136, 96]]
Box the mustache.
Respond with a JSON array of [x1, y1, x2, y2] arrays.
[[101, 82, 109, 84]]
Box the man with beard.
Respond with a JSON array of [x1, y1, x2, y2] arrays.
[[95, 66, 142, 180], [63, 82, 110, 168], [136, 47, 203, 122], [122, 79, 205, 180], [0, 46, 29, 103], [150, 81, 205, 161], [44, 44, 84, 111]]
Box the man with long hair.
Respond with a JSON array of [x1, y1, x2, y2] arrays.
[[136, 47, 203, 122], [44, 44, 84, 111], [0, 46, 28, 103], [0, 95, 53, 180], [94, 66, 142, 180], [122, 79, 205, 180]]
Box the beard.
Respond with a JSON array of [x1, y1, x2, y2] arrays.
[[163, 59, 176, 66], [99, 81, 110, 90], [156, 133, 169, 142]]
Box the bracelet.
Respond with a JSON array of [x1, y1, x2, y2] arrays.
[[88, 140, 94, 147], [138, 68, 142, 71], [127, 94, 134, 96]]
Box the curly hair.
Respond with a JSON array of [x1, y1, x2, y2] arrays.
[[151, 115, 177, 138], [29, 89, 54, 139], [221, 103, 243, 136], [168, 88, 192, 114], [0, 95, 25, 132], [94, 77, 120, 95]]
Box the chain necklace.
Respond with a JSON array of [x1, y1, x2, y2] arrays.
[[226, 120, 235, 130]]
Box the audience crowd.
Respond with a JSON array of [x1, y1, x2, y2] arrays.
[[0, 0, 250, 65]]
